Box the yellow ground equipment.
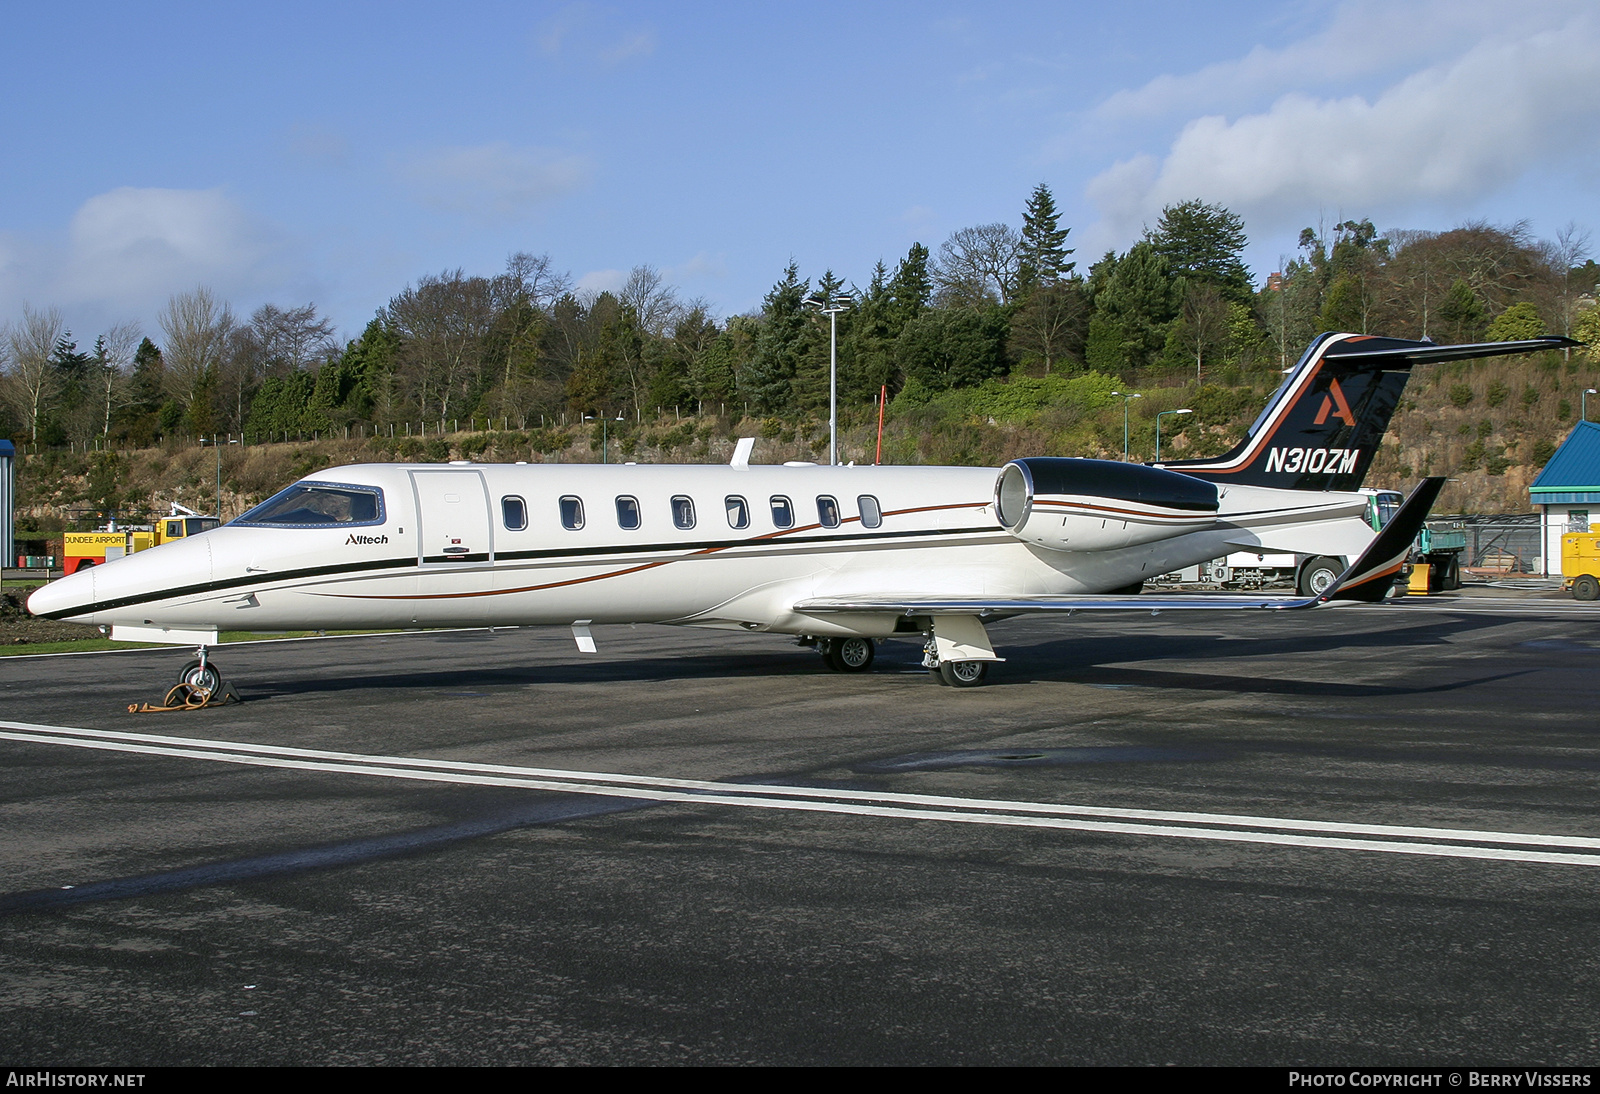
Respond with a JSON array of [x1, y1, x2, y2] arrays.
[[1561, 532, 1600, 601], [62, 506, 220, 575]]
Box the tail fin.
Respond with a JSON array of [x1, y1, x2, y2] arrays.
[[1319, 476, 1444, 602], [1161, 333, 1577, 491]]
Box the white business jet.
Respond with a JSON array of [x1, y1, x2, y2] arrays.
[[27, 332, 1573, 690]]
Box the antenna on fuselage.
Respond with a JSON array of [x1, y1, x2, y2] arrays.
[[730, 437, 755, 470]]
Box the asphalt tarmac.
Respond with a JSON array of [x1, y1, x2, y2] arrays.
[[2, 595, 1600, 1065]]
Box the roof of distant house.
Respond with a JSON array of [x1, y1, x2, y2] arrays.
[[1531, 420, 1600, 503]]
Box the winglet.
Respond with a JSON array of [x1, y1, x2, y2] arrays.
[[1320, 477, 1446, 603]]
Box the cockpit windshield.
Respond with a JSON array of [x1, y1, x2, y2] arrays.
[[234, 482, 385, 528]]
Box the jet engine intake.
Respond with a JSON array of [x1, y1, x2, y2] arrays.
[[994, 457, 1220, 552]]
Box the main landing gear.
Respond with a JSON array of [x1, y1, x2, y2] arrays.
[[800, 616, 1002, 687], [802, 635, 879, 673]]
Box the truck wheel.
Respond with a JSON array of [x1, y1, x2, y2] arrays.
[[1574, 575, 1600, 602], [1298, 557, 1342, 597]]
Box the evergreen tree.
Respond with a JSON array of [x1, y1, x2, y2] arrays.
[[1090, 242, 1178, 370], [742, 263, 813, 415], [130, 337, 166, 412], [1147, 200, 1253, 302], [886, 244, 932, 327], [894, 307, 1009, 391], [1019, 183, 1074, 289]]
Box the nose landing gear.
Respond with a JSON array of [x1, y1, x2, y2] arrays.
[[128, 645, 241, 712]]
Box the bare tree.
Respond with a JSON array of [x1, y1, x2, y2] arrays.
[[249, 303, 338, 376], [95, 321, 142, 436], [1178, 282, 1230, 382], [1539, 222, 1592, 345], [3, 304, 64, 441], [503, 251, 572, 311], [934, 224, 1024, 307], [1009, 281, 1087, 373], [159, 287, 236, 421], [383, 270, 495, 418], [619, 265, 681, 336]]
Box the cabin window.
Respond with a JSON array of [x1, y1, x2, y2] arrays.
[[858, 495, 882, 529], [671, 495, 696, 530], [501, 496, 528, 531], [165, 520, 183, 538], [235, 482, 386, 528], [725, 495, 750, 529], [816, 495, 841, 528], [560, 496, 585, 530], [616, 495, 641, 530], [770, 495, 794, 530]]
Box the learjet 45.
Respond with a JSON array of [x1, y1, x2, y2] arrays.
[[27, 332, 1574, 689]]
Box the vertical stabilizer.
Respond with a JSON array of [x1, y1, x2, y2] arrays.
[[1161, 333, 1576, 491]]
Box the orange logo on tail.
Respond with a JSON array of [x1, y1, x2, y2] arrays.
[[1313, 378, 1356, 426]]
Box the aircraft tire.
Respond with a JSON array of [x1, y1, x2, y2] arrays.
[[1573, 574, 1600, 602], [938, 660, 988, 688], [177, 659, 223, 694], [1299, 557, 1342, 597], [824, 637, 875, 673]]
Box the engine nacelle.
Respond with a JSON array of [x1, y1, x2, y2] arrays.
[[994, 457, 1220, 552]]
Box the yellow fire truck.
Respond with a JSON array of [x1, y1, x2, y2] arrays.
[[62, 505, 221, 575]]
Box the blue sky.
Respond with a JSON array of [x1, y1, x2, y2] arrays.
[[3, 0, 1598, 346]]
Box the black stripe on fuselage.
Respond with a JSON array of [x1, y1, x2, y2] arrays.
[[38, 524, 1007, 620]]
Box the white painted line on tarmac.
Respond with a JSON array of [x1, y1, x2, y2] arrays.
[[4, 719, 1599, 867]]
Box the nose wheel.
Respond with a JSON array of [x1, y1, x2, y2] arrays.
[[128, 645, 241, 710], [177, 656, 224, 694]]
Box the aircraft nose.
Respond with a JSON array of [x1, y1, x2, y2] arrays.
[[27, 568, 95, 621]]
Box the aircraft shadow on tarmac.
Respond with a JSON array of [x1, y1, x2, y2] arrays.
[[224, 613, 1525, 701]]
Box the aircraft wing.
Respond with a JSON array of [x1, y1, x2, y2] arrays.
[[795, 477, 1445, 618]]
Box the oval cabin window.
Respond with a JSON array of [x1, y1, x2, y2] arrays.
[[616, 496, 641, 530], [502, 496, 527, 531], [672, 495, 696, 530], [559, 496, 585, 530]]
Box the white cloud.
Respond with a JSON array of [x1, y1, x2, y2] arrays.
[[600, 30, 655, 67], [534, 4, 655, 68], [404, 142, 591, 219], [1094, 0, 1577, 122], [69, 188, 290, 313], [0, 187, 307, 339], [282, 122, 351, 168], [576, 268, 626, 294], [1084, 13, 1600, 245], [667, 252, 727, 281]]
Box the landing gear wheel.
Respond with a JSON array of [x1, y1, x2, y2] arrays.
[[1299, 556, 1342, 597], [824, 637, 876, 672], [177, 658, 223, 694], [938, 660, 988, 688], [1573, 574, 1600, 602]]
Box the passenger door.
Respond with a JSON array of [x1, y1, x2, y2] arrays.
[[409, 470, 493, 567]]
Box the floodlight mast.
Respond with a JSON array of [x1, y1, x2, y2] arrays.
[[804, 294, 852, 465]]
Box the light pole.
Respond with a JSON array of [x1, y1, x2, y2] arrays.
[[199, 435, 238, 518], [584, 414, 625, 464], [804, 293, 852, 465], [1155, 409, 1192, 462], [1584, 388, 1598, 422], [1109, 392, 1142, 460]]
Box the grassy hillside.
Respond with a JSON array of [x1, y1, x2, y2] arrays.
[[15, 348, 1592, 531]]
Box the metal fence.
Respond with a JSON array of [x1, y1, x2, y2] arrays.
[[1439, 516, 1544, 573]]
